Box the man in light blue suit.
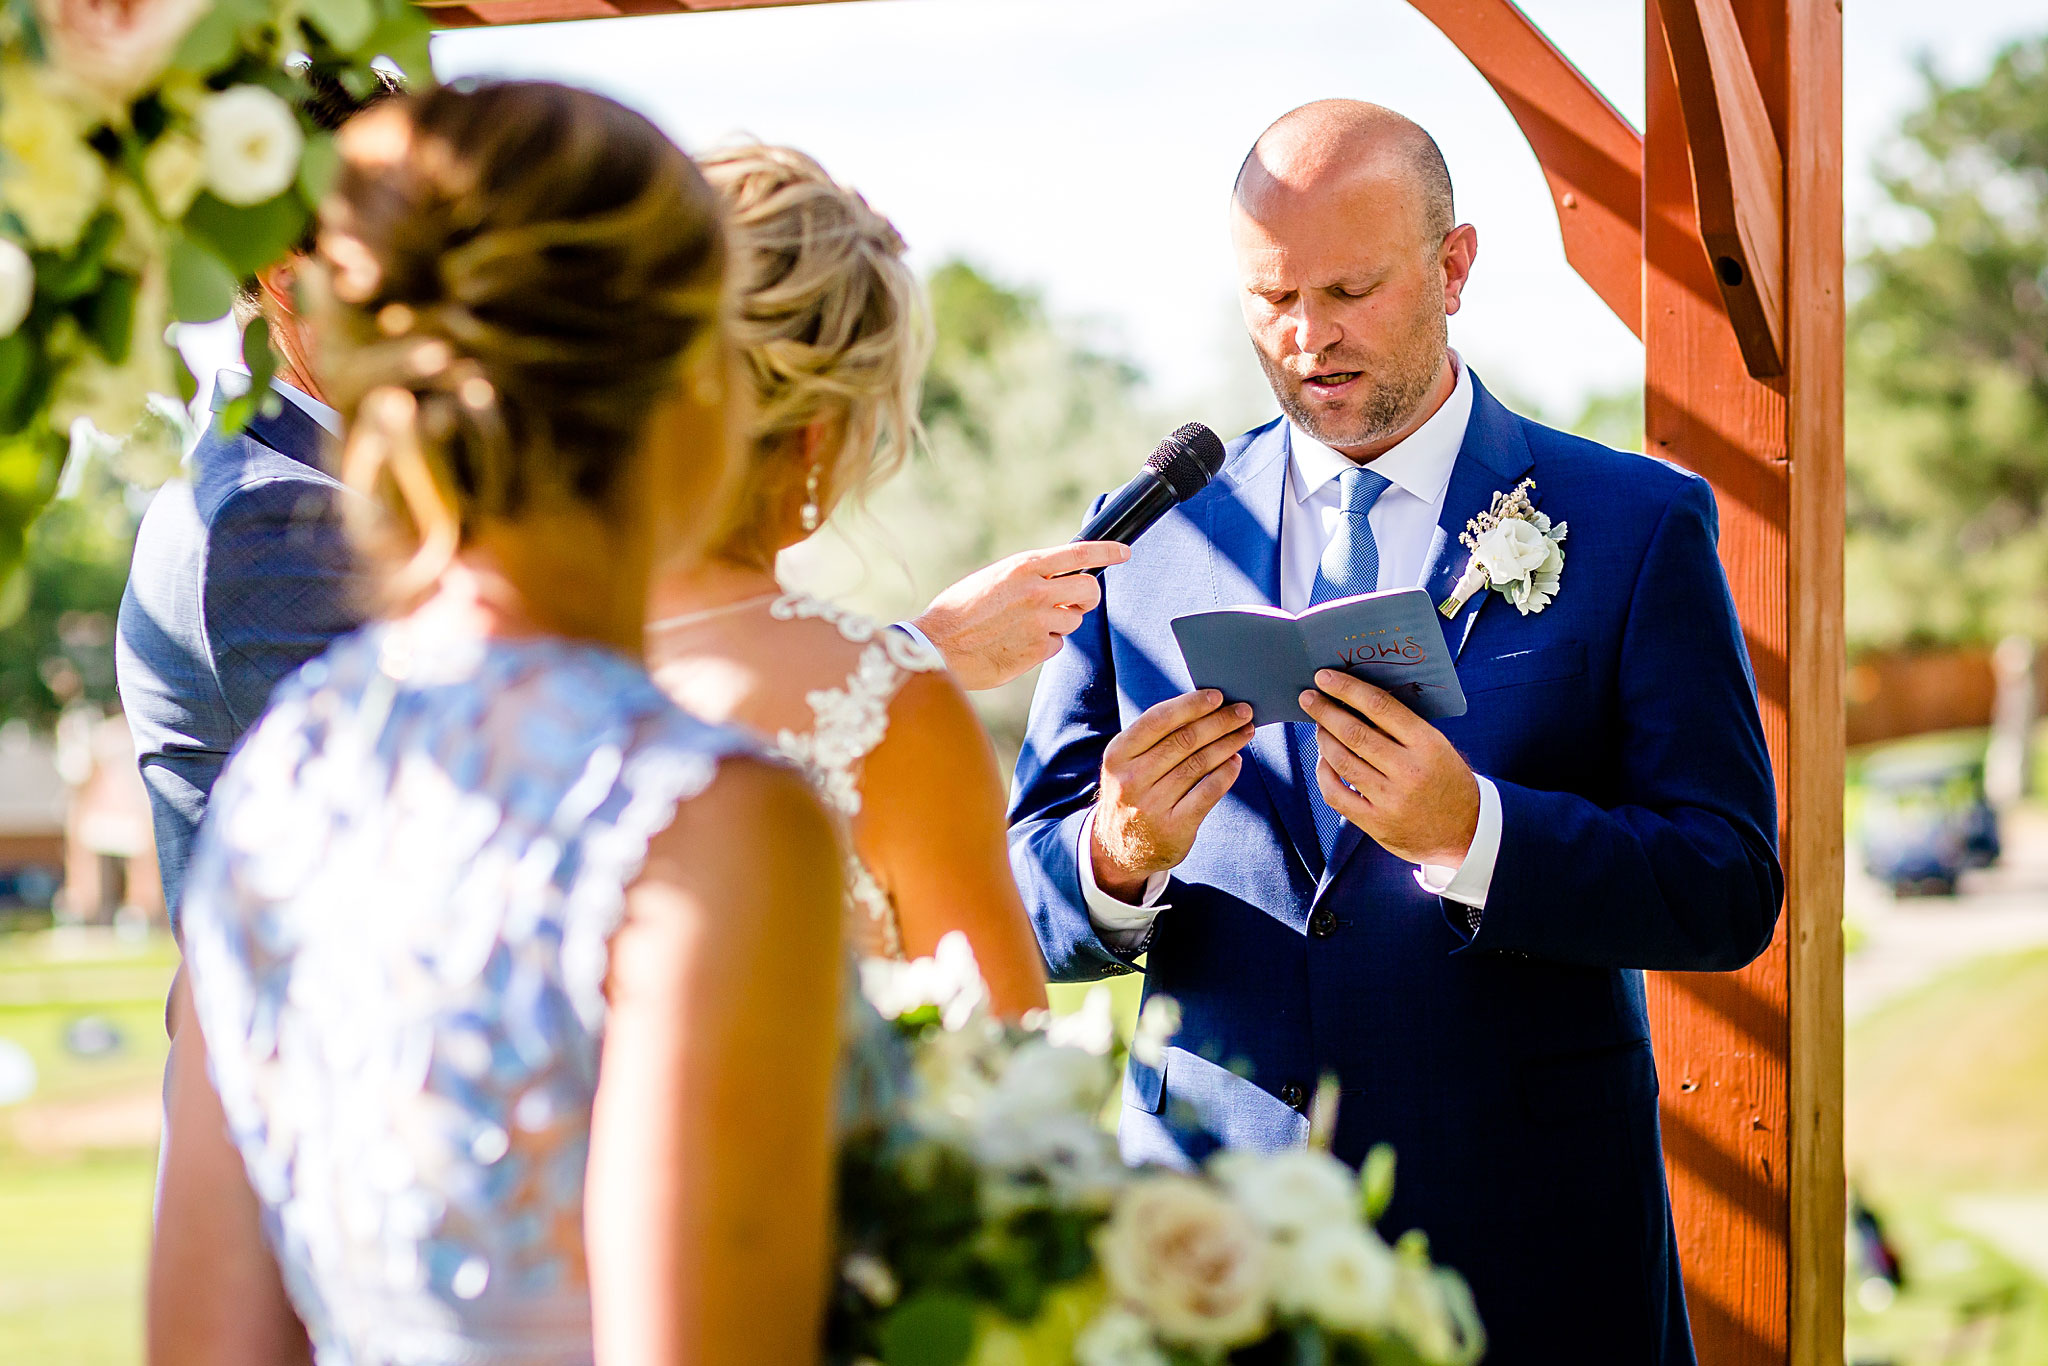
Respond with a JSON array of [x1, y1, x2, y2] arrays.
[[1009, 102, 1781, 1364], [116, 357, 356, 928]]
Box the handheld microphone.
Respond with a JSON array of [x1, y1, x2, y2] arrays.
[[1071, 422, 1228, 574]]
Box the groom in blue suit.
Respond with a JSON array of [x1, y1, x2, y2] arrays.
[[1009, 102, 1781, 1364]]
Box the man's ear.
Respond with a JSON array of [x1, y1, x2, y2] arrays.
[[254, 258, 300, 319], [1441, 224, 1479, 318]]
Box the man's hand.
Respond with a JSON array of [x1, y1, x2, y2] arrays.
[[1301, 670, 1479, 868], [910, 541, 1130, 690], [1091, 690, 1255, 899]]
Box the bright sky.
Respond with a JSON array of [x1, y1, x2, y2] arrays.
[[188, 0, 2048, 426]]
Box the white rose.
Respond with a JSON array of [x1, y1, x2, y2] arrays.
[[0, 239, 32, 337], [1097, 1175, 1271, 1348], [1470, 517, 1551, 586], [971, 1110, 1125, 1208], [143, 133, 204, 218], [989, 1040, 1111, 1119], [197, 86, 304, 207], [1209, 1147, 1358, 1240], [1275, 1224, 1396, 1333], [1074, 1309, 1169, 1366], [1042, 984, 1116, 1056], [1387, 1261, 1461, 1362], [858, 929, 989, 1029], [0, 68, 108, 249]]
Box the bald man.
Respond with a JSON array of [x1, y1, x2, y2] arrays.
[[1010, 101, 1779, 1365]]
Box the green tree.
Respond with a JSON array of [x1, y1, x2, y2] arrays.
[[1844, 34, 2048, 652], [0, 462, 136, 727]]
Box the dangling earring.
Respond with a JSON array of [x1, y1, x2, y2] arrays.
[[800, 462, 822, 532]]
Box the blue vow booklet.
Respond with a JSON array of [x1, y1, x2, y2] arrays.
[[1170, 587, 1468, 727]]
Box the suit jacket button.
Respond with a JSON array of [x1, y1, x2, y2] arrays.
[[1308, 907, 1338, 938], [1279, 1081, 1308, 1111]]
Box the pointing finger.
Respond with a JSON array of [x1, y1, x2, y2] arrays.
[[1025, 540, 1133, 578]]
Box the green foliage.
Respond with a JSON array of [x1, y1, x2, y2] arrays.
[[0, 462, 139, 726], [1845, 34, 2048, 652]]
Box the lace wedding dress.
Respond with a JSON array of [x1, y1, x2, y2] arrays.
[[179, 624, 899, 1366], [754, 591, 946, 961]]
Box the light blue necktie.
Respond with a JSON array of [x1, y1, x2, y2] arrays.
[[1290, 465, 1393, 865]]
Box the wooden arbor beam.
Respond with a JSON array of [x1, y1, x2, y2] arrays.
[[1406, 0, 1643, 337], [1654, 0, 1787, 377]]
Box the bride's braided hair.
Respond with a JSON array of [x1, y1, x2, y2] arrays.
[[315, 80, 726, 593], [701, 144, 928, 540]]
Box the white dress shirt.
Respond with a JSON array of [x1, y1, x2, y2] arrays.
[[1082, 354, 1504, 947]]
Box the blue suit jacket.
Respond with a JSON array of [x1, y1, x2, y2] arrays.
[[1008, 375, 1781, 1366], [116, 380, 364, 929]]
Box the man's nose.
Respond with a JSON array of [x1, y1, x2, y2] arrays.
[[1290, 303, 1342, 358]]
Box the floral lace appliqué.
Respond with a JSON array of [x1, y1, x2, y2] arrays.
[[766, 592, 944, 959]]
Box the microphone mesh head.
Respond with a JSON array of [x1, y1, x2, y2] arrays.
[[1143, 422, 1228, 503]]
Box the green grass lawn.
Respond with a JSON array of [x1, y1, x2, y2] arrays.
[[0, 930, 176, 1366], [1847, 948, 2048, 1365]]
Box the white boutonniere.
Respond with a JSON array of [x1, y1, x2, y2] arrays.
[[1438, 478, 1567, 618]]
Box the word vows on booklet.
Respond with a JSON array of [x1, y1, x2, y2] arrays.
[[1170, 587, 1468, 727]]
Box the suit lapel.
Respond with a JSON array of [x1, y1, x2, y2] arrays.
[[1204, 422, 1323, 881], [212, 369, 335, 472], [1315, 373, 1535, 903]]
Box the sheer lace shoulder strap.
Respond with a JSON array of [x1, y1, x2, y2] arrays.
[[769, 591, 946, 674], [765, 592, 940, 820]]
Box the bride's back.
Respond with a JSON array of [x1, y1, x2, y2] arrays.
[[155, 84, 845, 1366]]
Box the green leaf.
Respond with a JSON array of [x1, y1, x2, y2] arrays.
[[296, 133, 341, 207], [0, 335, 30, 423], [34, 213, 119, 303], [877, 1291, 976, 1366], [1360, 1144, 1395, 1224], [243, 312, 277, 394], [302, 0, 375, 53], [363, 5, 435, 83], [170, 2, 243, 74], [181, 193, 308, 280], [167, 234, 239, 323], [88, 272, 138, 365], [173, 350, 199, 405]]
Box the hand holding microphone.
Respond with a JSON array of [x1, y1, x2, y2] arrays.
[[906, 424, 1229, 689]]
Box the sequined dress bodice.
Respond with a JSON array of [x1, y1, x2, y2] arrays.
[[180, 627, 771, 1365]]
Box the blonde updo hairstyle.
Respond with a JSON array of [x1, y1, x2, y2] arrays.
[[700, 145, 929, 562], [314, 81, 728, 601]]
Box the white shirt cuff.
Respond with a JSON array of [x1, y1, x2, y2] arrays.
[[889, 619, 941, 659], [1415, 775, 1501, 911], [1078, 809, 1170, 947]]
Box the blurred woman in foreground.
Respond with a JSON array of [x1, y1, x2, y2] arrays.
[[149, 82, 841, 1366], [646, 145, 1047, 1016]]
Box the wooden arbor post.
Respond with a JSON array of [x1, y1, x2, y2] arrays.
[[421, 0, 1845, 1359]]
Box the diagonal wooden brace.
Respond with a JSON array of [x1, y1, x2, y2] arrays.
[[1407, 0, 1645, 340], [1652, 0, 1786, 379]]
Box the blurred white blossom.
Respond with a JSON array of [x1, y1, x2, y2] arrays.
[[198, 85, 303, 207]]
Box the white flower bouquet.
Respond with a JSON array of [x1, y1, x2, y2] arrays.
[[0, 0, 430, 581], [837, 935, 1484, 1366]]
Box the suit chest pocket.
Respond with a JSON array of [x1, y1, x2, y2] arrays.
[[1462, 640, 1587, 695]]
